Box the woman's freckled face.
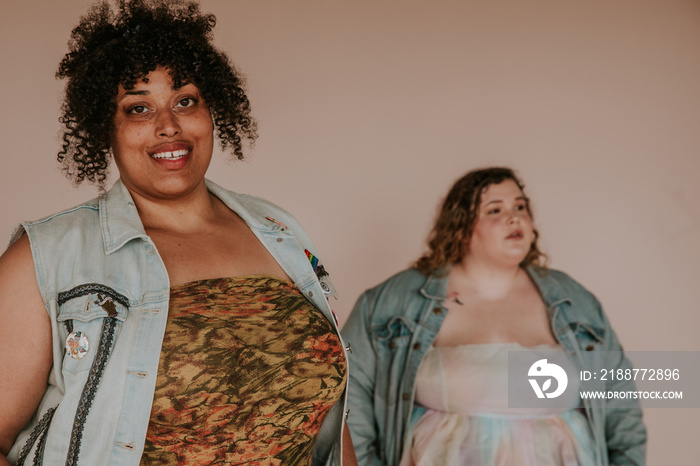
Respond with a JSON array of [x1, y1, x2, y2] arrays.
[[467, 179, 535, 266], [111, 67, 214, 201]]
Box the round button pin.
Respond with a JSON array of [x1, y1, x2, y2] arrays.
[[65, 331, 89, 359]]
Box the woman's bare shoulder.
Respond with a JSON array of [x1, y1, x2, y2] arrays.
[[0, 234, 38, 287]]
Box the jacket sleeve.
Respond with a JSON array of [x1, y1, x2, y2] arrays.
[[341, 291, 387, 466], [596, 297, 647, 466]]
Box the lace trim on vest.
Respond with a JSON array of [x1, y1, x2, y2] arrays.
[[33, 409, 54, 466], [15, 406, 57, 466], [65, 316, 118, 466], [57, 283, 129, 308]]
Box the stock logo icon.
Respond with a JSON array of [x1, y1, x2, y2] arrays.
[[528, 359, 568, 399]]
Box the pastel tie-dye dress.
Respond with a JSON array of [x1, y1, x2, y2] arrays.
[[400, 343, 597, 466], [140, 275, 346, 465]]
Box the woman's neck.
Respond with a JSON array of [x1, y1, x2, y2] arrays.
[[129, 183, 224, 234], [451, 259, 523, 301]]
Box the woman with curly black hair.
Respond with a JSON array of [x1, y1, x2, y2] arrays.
[[0, 1, 355, 465]]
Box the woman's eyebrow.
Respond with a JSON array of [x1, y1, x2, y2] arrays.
[[483, 196, 527, 206], [118, 89, 149, 101]]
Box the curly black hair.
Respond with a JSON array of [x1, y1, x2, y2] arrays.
[[56, 0, 257, 187]]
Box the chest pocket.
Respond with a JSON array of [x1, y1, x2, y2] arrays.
[[373, 316, 416, 350], [570, 322, 605, 352], [56, 284, 129, 375]]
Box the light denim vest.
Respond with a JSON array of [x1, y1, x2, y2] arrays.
[[342, 267, 646, 466], [8, 179, 349, 466]]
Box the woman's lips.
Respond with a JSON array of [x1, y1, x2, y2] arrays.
[[148, 143, 191, 160], [148, 144, 192, 169], [150, 148, 190, 160], [507, 230, 523, 239]]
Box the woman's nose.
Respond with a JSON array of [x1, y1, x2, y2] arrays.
[[156, 109, 181, 137]]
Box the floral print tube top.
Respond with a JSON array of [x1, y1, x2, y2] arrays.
[[140, 275, 347, 465]]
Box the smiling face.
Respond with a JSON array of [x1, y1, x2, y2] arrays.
[[111, 67, 214, 201], [467, 179, 536, 268]]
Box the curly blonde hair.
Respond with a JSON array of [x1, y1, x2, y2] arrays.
[[415, 167, 546, 275]]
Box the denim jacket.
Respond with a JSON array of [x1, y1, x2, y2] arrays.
[[341, 266, 646, 466], [8, 179, 349, 466]]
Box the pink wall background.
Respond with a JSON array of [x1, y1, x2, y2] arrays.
[[2, 0, 698, 462]]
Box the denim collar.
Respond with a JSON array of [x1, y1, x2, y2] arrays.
[[419, 266, 449, 300], [525, 265, 573, 309], [204, 179, 278, 232], [99, 179, 148, 254]]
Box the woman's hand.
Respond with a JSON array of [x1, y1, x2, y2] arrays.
[[0, 235, 52, 459]]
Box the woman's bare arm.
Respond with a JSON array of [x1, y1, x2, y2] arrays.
[[0, 235, 52, 461]]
